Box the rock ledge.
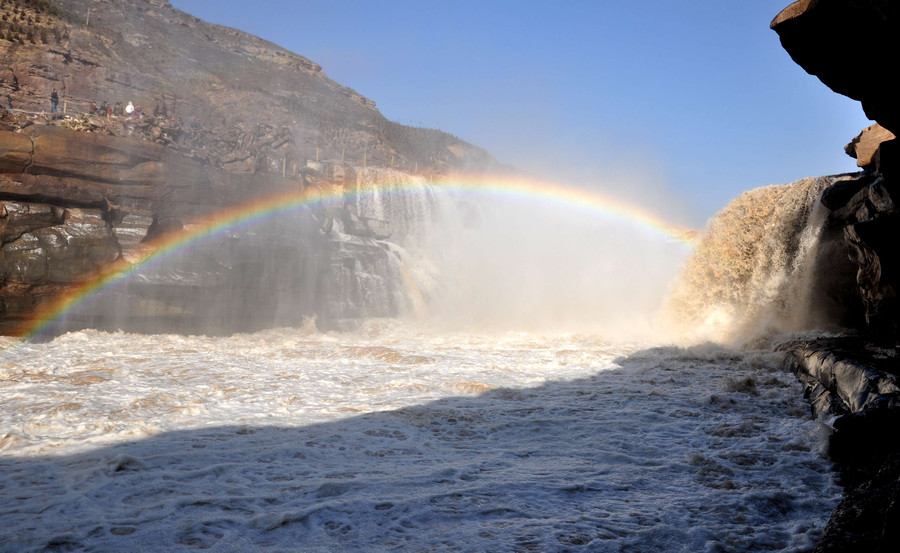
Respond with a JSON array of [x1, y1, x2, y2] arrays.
[[781, 337, 900, 552]]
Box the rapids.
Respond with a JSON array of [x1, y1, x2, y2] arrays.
[[0, 323, 839, 552]]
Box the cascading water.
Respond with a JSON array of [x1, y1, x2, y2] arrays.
[[327, 167, 457, 324], [350, 168, 454, 249], [662, 175, 854, 342]]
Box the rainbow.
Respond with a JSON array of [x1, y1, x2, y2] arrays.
[[438, 174, 700, 246], [13, 173, 699, 340]]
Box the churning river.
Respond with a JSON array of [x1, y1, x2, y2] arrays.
[[1, 322, 840, 552]]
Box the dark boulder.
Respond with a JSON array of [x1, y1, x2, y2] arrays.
[[772, 0, 900, 135], [815, 453, 900, 553], [781, 337, 900, 552]]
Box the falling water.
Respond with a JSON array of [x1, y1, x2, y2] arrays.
[[662, 175, 848, 342]]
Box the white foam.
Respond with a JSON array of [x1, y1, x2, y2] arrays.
[[0, 324, 839, 552]]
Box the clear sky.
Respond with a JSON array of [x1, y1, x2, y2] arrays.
[[170, 0, 870, 225]]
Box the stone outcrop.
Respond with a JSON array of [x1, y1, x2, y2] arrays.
[[781, 338, 900, 552], [773, 0, 900, 340], [773, 2, 900, 551], [781, 338, 900, 422], [771, 0, 900, 135], [846, 124, 896, 169], [0, 121, 416, 335], [814, 169, 900, 339]]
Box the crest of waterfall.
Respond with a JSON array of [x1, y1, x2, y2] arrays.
[[663, 176, 842, 342]]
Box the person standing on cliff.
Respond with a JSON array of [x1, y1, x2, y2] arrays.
[[50, 89, 59, 113]]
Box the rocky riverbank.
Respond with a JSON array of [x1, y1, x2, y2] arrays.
[[780, 338, 900, 552], [771, 1, 900, 550]]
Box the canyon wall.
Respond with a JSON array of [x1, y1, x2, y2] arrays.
[[772, 2, 900, 551], [0, 115, 429, 335]]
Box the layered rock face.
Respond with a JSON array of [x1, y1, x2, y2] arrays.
[[0, 0, 496, 176], [0, 117, 425, 335], [0, 0, 489, 335], [773, 0, 900, 340]]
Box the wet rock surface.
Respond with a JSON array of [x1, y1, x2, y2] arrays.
[[772, 2, 900, 550], [781, 337, 900, 552], [805, 137, 900, 342]]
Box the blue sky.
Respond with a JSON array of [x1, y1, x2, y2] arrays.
[[170, 0, 870, 225]]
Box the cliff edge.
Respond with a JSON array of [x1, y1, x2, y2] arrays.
[[0, 0, 497, 174], [773, 1, 900, 550], [0, 0, 496, 335]]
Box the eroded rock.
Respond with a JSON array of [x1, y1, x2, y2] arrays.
[[780, 337, 900, 553], [772, 0, 900, 135], [846, 124, 896, 168]]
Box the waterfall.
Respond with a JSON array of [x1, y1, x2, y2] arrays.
[[321, 167, 460, 325], [350, 167, 460, 252], [349, 173, 693, 334], [663, 175, 848, 342]]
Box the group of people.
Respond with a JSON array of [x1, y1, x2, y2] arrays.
[[48, 89, 140, 118], [45, 87, 172, 120], [89, 100, 141, 118]]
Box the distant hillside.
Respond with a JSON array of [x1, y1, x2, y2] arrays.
[[0, 0, 498, 175]]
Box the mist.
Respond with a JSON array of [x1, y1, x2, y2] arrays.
[[411, 183, 693, 336], [28, 170, 694, 341]]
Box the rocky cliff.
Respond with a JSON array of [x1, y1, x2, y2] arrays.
[[0, 110, 432, 335], [772, 1, 900, 550], [0, 0, 497, 175], [0, 0, 492, 335]]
